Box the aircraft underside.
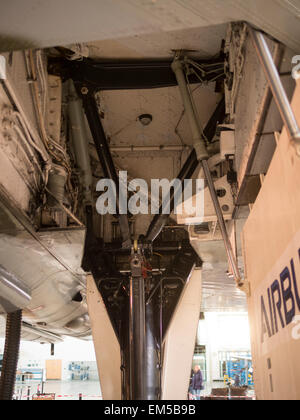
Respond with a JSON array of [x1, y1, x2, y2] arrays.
[[0, 1, 299, 400]]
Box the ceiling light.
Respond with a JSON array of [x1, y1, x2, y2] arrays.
[[138, 114, 153, 126]]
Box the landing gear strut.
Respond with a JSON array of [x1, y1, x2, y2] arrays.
[[56, 55, 226, 400]]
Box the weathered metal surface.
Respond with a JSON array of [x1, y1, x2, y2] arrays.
[[0, 195, 89, 338], [234, 33, 295, 203], [86, 275, 121, 400], [0, 1, 300, 52]]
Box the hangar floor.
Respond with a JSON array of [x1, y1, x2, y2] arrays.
[[14, 380, 102, 401], [14, 380, 255, 400]]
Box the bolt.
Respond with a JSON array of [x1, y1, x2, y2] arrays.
[[3, 133, 12, 141], [81, 87, 89, 95], [2, 105, 13, 118], [2, 118, 14, 130]]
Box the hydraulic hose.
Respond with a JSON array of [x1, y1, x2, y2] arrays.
[[0, 310, 22, 400]]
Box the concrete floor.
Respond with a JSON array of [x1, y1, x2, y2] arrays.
[[14, 380, 255, 400], [14, 380, 102, 400]]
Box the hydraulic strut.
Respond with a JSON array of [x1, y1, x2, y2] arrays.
[[171, 54, 243, 287], [129, 245, 146, 400], [73, 68, 202, 400]]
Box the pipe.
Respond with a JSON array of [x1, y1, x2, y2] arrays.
[[110, 145, 190, 153], [68, 81, 93, 204], [0, 310, 22, 400], [201, 160, 242, 285], [46, 164, 67, 209], [102, 241, 182, 255], [145, 304, 160, 400], [171, 57, 209, 161], [1, 77, 50, 162], [250, 28, 300, 155], [171, 56, 242, 286]]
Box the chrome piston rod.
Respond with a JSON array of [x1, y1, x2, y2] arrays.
[[250, 28, 300, 155], [129, 251, 146, 400], [171, 56, 243, 287], [201, 160, 242, 285]]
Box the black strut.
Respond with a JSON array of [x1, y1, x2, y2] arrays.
[[78, 91, 131, 247], [49, 57, 225, 91]]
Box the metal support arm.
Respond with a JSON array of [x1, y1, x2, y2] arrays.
[[78, 90, 131, 247], [171, 55, 243, 287], [250, 27, 300, 155]]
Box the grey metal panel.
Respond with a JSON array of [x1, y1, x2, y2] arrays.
[[0, 0, 299, 52], [190, 214, 248, 313], [235, 39, 296, 198], [201, 263, 247, 313], [0, 315, 63, 343], [192, 238, 247, 313], [0, 198, 90, 339], [0, 265, 31, 313], [235, 35, 277, 177], [250, 134, 277, 175], [37, 228, 86, 276]]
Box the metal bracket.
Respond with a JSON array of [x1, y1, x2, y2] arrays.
[[237, 278, 251, 297]]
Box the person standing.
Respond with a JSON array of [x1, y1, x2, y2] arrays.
[[190, 365, 203, 400], [234, 374, 241, 387]]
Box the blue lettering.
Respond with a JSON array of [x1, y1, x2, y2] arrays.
[[267, 287, 275, 335], [291, 251, 300, 311], [260, 248, 300, 341], [280, 267, 295, 325], [271, 280, 285, 332], [261, 295, 272, 343]]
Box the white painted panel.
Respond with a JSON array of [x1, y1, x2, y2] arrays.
[[86, 275, 122, 400], [161, 269, 202, 400]]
